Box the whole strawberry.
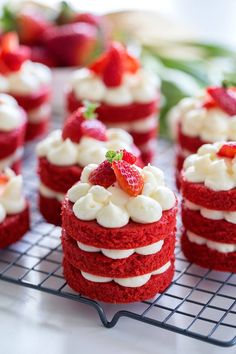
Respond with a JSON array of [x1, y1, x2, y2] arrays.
[[62, 101, 106, 143], [88, 160, 116, 188]]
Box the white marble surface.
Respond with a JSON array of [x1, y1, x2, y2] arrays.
[[0, 281, 234, 354]]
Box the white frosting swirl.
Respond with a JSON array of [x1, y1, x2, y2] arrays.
[[184, 199, 236, 224], [187, 231, 236, 253], [36, 128, 137, 167], [77, 239, 164, 259], [0, 169, 26, 223], [80, 261, 171, 287], [183, 142, 236, 191], [172, 93, 236, 142], [0, 94, 25, 131], [0, 61, 51, 95], [70, 68, 159, 105], [68, 163, 176, 227]]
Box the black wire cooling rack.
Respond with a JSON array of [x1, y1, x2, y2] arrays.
[[0, 139, 235, 348]]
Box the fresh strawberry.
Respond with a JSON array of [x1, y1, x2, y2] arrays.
[[207, 86, 236, 116], [1, 45, 31, 71], [202, 96, 218, 109], [62, 109, 85, 143], [43, 23, 97, 67], [102, 43, 124, 87], [124, 52, 140, 74], [119, 149, 137, 164], [89, 53, 108, 74], [0, 174, 9, 185], [112, 160, 144, 196], [81, 120, 107, 141], [72, 13, 101, 27], [88, 160, 116, 188], [217, 142, 236, 159], [1, 32, 19, 52], [30, 46, 57, 67]]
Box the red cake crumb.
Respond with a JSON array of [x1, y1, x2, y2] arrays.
[[63, 258, 174, 303], [62, 197, 177, 249], [0, 205, 30, 248], [178, 127, 208, 153], [0, 118, 26, 160], [180, 176, 236, 211], [181, 231, 236, 273], [26, 119, 49, 141], [66, 91, 159, 123], [39, 194, 62, 226], [182, 206, 236, 243], [38, 157, 83, 194], [12, 86, 50, 112], [62, 229, 175, 277]]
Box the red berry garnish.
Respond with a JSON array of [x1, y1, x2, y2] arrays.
[[217, 142, 236, 159], [102, 42, 124, 87], [0, 174, 9, 185], [81, 119, 107, 141], [202, 96, 218, 109], [62, 108, 84, 143], [89, 53, 108, 74], [207, 86, 236, 116], [112, 160, 144, 197], [1, 45, 31, 72], [88, 160, 116, 188], [124, 52, 140, 74], [119, 149, 137, 164]]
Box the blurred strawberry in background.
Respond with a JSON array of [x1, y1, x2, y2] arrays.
[[0, 1, 109, 67]]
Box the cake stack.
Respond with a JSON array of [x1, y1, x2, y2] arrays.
[[180, 142, 236, 272], [0, 94, 26, 173], [66, 42, 160, 164], [61, 150, 177, 303], [36, 103, 142, 225], [169, 85, 236, 187], [0, 32, 51, 141]]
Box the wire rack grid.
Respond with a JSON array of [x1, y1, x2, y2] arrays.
[[0, 138, 235, 348]]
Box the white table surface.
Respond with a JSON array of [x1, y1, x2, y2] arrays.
[[0, 281, 234, 354]]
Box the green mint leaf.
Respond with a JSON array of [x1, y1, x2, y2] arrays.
[[83, 100, 99, 120], [105, 150, 123, 163]]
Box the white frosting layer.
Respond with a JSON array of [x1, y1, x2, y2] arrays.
[[183, 142, 236, 191], [184, 199, 236, 224], [187, 230, 236, 253], [77, 239, 164, 259], [107, 114, 158, 133], [81, 261, 171, 287], [68, 163, 176, 227], [28, 103, 51, 123], [0, 94, 25, 131], [39, 183, 65, 202], [70, 68, 159, 105], [173, 93, 236, 142], [0, 61, 51, 95], [0, 169, 26, 224], [36, 128, 135, 167], [0, 147, 23, 170]]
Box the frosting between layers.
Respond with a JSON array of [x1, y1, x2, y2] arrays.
[[186, 230, 236, 253], [68, 163, 176, 227], [81, 261, 171, 287], [0, 169, 26, 224], [171, 94, 236, 142], [184, 199, 236, 224], [0, 147, 23, 170], [28, 103, 51, 123], [36, 128, 136, 167], [77, 239, 164, 259], [70, 68, 159, 105], [39, 183, 65, 202], [0, 61, 51, 95], [106, 114, 158, 133], [0, 94, 25, 131], [183, 142, 236, 191]]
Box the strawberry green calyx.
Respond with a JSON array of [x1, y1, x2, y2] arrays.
[[105, 150, 123, 163], [222, 80, 236, 89], [82, 100, 99, 120]]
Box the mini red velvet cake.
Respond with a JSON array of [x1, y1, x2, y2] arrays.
[[0, 93, 26, 173], [66, 42, 160, 164], [36, 103, 143, 226], [0, 168, 30, 248], [169, 84, 236, 187], [62, 150, 177, 303], [0, 33, 51, 141], [180, 142, 236, 272]]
